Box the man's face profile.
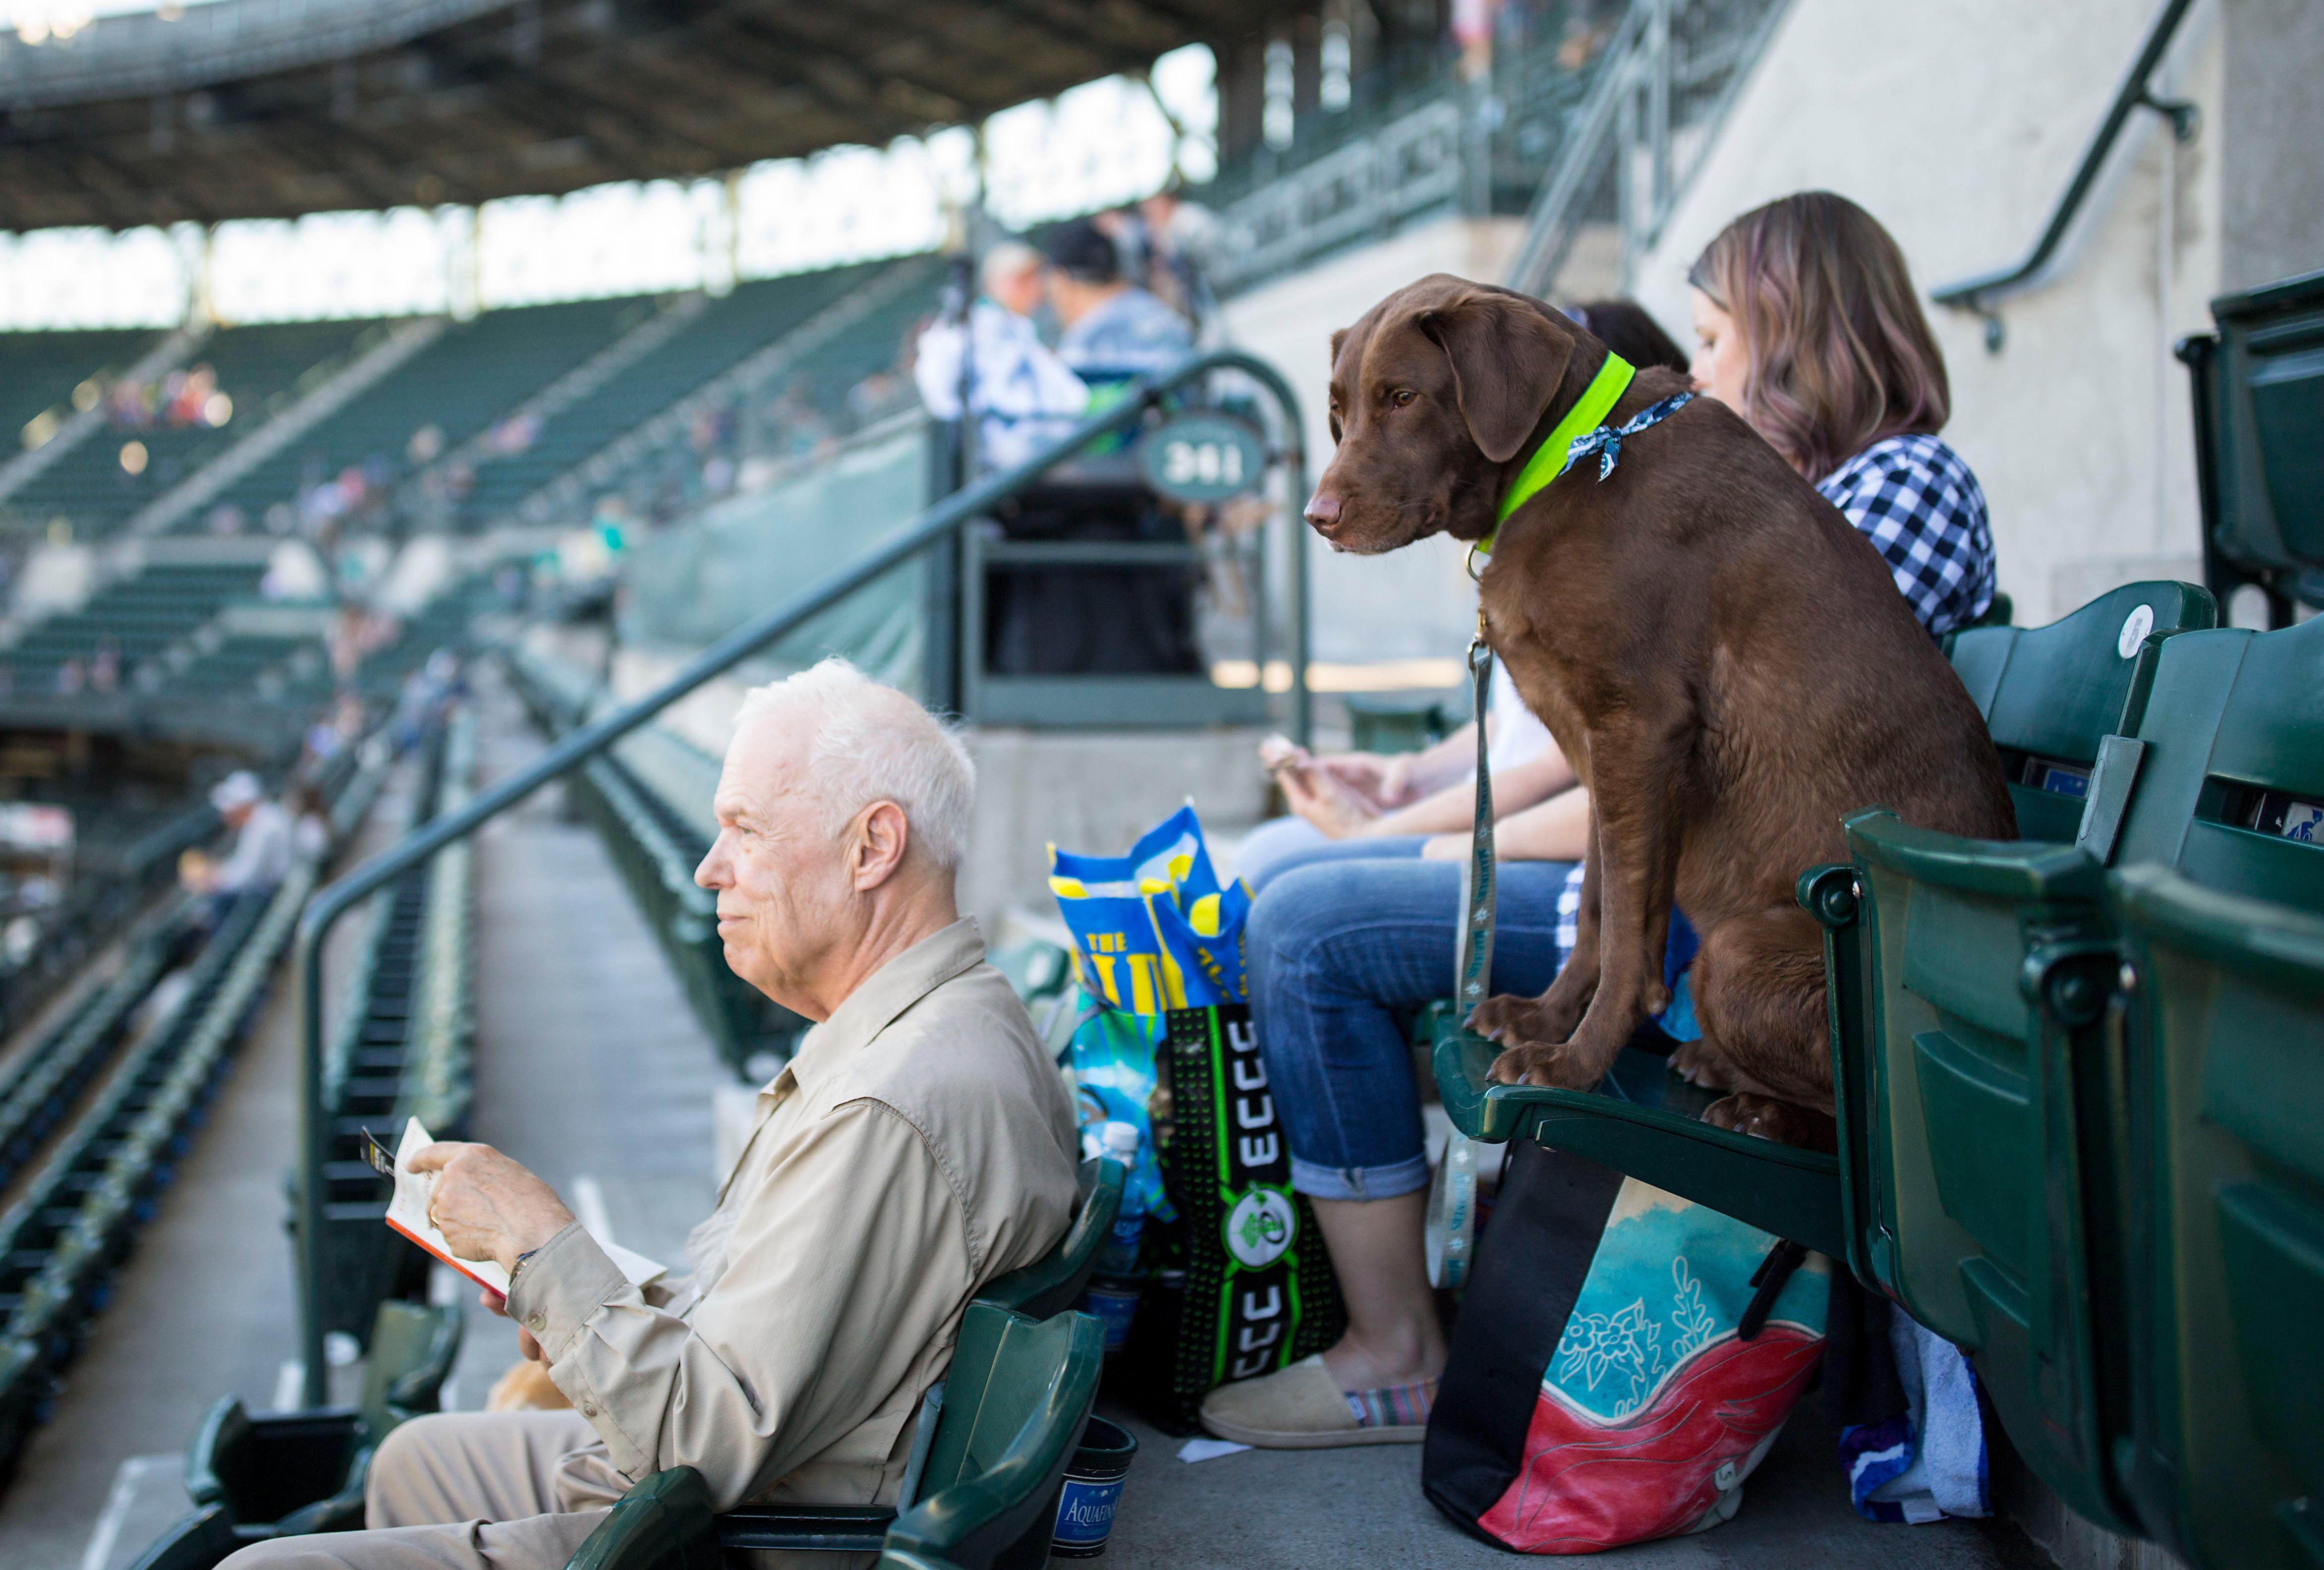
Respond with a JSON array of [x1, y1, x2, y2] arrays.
[[695, 714, 851, 1015]]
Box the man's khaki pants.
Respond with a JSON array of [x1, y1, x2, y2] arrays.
[[219, 1410, 625, 1570]]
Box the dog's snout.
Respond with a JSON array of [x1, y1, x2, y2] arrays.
[[1304, 489, 1345, 529]]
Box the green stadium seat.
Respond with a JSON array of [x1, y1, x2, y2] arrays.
[[2109, 868, 2324, 1570], [1428, 584, 2217, 1267], [976, 1158, 1124, 1321], [563, 1302, 1105, 1570], [564, 1465, 716, 1570], [184, 1300, 462, 1540], [121, 1505, 238, 1570], [1940, 580, 2216, 843], [1820, 610, 2324, 1538], [2178, 267, 2324, 625]]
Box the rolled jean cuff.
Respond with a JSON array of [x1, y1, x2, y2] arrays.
[[1290, 1152, 1430, 1203]]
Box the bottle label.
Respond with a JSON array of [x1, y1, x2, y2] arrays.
[[1053, 1475, 1124, 1545]]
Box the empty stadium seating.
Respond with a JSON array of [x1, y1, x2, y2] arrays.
[[202, 294, 649, 530], [0, 327, 165, 448], [185, 1299, 463, 1542], [2179, 267, 2324, 625], [0, 559, 264, 693], [451, 264, 895, 527], [504, 643, 806, 1076], [6, 320, 378, 538]]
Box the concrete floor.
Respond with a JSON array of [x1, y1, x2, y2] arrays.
[[1098, 1396, 2050, 1570], [0, 675, 2062, 1569]]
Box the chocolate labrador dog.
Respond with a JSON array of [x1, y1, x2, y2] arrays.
[[1307, 276, 2014, 1145]]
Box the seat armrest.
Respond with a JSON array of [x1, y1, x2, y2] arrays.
[[188, 1398, 361, 1523], [713, 1505, 896, 1553], [1843, 807, 2105, 902]]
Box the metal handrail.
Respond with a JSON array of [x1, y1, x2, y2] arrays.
[[1929, 0, 2200, 350], [291, 349, 1307, 1401]]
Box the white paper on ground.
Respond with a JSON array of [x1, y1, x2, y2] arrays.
[[388, 1118, 666, 1294], [1176, 1438, 1252, 1463]]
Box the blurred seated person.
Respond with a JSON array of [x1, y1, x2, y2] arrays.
[[222, 660, 1078, 1570], [979, 223, 1202, 676], [1094, 186, 1222, 336], [912, 242, 1089, 472], [182, 771, 295, 906], [1044, 219, 1194, 380]]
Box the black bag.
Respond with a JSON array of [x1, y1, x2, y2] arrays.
[[1118, 1003, 1343, 1433]]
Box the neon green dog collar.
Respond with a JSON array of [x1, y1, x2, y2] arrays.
[[1473, 351, 1636, 562]]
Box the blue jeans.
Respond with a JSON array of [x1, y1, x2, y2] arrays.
[[1246, 838, 1579, 1202]]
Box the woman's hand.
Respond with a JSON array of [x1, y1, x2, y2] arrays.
[[1277, 761, 1383, 838], [1315, 752, 1419, 811], [408, 1142, 575, 1278]]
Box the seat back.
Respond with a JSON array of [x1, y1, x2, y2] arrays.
[[1943, 581, 2214, 842], [2110, 867, 2324, 1570], [563, 1465, 718, 1570], [358, 1300, 464, 1441], [2186, 269, 2324, 613], [889, 1303, 1105, 1570], [122, 1505, 239, 1570], [2109, 616, 2324, 914], [977, 1159, 1124, 1321]]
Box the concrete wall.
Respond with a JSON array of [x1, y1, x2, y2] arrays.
[[1626, 0, 2230, 628], [1220, 216, 1525, 665], [2219, 0, 2324, 290]]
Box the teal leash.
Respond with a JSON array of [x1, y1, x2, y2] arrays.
[[1455, 632, 1496, 1017]]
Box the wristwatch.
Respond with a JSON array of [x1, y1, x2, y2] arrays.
[[509, 1247, 541, 1287]]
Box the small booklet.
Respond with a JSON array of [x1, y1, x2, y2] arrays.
[[368, 1117, 666, 1296]]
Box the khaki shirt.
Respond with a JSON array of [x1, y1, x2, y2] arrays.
[[509, 918, 1079, 1514]]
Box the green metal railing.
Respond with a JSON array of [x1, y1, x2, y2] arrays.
[[291, 349, 1308, 1401], [1930, 0, 2199, 350]]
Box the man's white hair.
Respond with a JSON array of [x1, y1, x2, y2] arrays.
[[735, 658, 975, 871], [980, 241, 1043, 294]]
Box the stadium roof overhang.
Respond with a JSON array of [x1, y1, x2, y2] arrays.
[[0, 0, 1300, 231]]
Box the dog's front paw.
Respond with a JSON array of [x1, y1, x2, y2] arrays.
[[1702, 1094, 1838, 1153], [1668, 1039, 1729, 1089], [1486, 1040, 1610, 1088]]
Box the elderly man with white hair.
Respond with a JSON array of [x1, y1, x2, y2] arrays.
[[225, 659, 1078, 1570], [911, 239, 1089, 471]]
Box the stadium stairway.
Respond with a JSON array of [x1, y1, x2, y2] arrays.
[[503, 641, 802, 1078]]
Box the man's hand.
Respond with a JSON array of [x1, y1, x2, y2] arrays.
[[478, 1286, 547, 1363], [407, 1142, 575, 1278]]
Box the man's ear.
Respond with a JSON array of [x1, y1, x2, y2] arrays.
[[851, 801, 911, 890], [1416, 291, 1574, 464]]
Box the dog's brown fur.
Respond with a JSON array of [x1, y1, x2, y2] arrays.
[[1308, 276, 2015, 1145]]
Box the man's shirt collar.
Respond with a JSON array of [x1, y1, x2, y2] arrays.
[[774, 917, 987, 1099]]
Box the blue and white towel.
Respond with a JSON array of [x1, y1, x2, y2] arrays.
[[1840, 1315, 1990, 1523]]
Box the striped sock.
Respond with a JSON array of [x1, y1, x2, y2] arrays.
[[1345, 1377, 1438, 1428]]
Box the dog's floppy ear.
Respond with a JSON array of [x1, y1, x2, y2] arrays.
[[1328, 327, 1349, 373], [1417, 291, 1574, 464]]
